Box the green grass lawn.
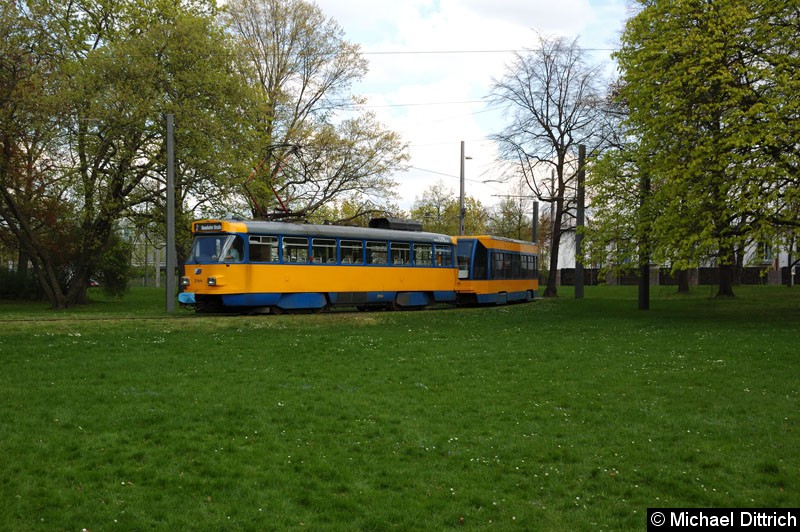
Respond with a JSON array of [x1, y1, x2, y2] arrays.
[[0, 286, 798, 530]]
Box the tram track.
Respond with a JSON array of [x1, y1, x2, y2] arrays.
[[0, 314, 197, 324], [0, 302, 464, 324]]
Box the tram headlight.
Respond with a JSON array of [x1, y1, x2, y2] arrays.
[[207, 277, 217, 286], [180, 277, 190, 286]]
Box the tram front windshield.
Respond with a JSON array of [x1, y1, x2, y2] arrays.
[[189, 234, 243, 263], [456, 240, 473, 278]]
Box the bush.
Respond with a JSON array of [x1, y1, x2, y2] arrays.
[[96, 234, 132, 298], [0, 268, 41, 300]]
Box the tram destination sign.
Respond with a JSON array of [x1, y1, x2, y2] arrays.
[[196, 222, 223, 232]]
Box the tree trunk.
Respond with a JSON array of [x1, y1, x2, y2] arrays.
[[16, 247, 29, 273], [717, 244, 736, 298], [717, 263, 736, 297], [543, 197, 564, 297], [734, 245, 744, 285], [676, 269, 690, 294], [28, 253, 68, 309], [66, 266, 92, 306], [544, 234, 560, 297], [638, 174, 650, 310]]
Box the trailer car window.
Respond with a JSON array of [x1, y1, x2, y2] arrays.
[[473, 242, 488, 280]]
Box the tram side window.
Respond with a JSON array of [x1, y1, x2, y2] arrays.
[[366, 241, 387, 265], [312, 238, 336, 263], [415, 243, 433, 266], [511, 254, 522, 279], [522, 254, 538, 279], [340, 240, 363, 264], [492, 252, 511, 279], [283, 237, 309, 263], [434, 244, 453, 267], [390, 242, 411, 265], [249, 235, 279, 262]]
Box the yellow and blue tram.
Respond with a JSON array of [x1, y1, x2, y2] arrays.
[[178, 219, 538, 313], [179, 219, 458, 313]]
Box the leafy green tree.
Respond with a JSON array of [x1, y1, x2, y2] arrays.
[[488, 198, 533, 241], [0, 0, 256, 308], [306, 196, 403, 227], [486, 178, 541, 243], [409, 182, 488, 235], [410, 182, 459, 235], [0, 0, 83, 306], [599, 0, 800, 298], [96, 231, 132, 298], [223, 0, 407, 220], [462, 197, 489, 235]]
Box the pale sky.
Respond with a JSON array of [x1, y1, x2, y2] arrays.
[[312, 0, 629, 212]]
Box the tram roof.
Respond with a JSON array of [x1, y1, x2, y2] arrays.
[[457, 234, 539, 252], [213, 219, 454, 245]]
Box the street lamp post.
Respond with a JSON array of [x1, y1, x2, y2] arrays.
[[459, 141, 472, 236], [165, 114, 176, 312]]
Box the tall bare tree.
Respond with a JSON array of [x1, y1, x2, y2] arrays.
[[223, 0, 407, 220], [490, 33, 609, 297]]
